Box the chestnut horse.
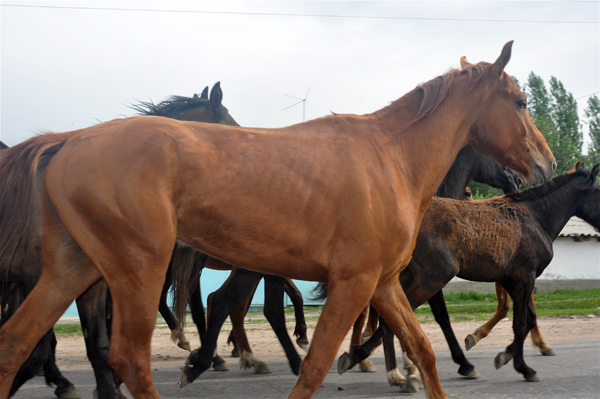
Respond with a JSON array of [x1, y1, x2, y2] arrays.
[[1, 83, 308, 397], [0, 41, 554, 399]]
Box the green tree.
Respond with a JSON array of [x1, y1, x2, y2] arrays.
[[524, 73, 581, 175], [548, 76, 582, 172], [584, 95, 600, 166]]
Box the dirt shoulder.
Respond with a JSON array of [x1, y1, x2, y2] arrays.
[[54, 313, 599, 371]]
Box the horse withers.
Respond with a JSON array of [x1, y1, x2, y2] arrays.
[[0, 41, 554, 399]]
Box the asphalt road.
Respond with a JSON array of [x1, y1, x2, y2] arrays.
[[13, 340, 600, 399]]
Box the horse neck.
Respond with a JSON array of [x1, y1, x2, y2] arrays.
[[524, 183, 580, 240], [436, 146, 477, 199], [372, 93, 475, 205]]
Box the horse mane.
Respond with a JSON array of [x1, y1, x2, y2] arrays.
[[505, 167, 599, 203], [0, 133, 68, 272], [129, 94, 226, 119], [405, 63, 488, 126]]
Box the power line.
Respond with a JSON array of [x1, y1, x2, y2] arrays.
[[576, 91, 600, 100], [1, 4, 598, 24]]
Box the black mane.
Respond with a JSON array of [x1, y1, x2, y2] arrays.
[[129, 95, 212, 118], [505, 167, 599, 203]]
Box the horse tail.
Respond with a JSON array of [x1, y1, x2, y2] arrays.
[[0, 132, 70, 274], [170, 243, 205, 328], [311, 282, 329, 301]]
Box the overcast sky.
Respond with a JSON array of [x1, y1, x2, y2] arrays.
[[2, 1, 599, 153]]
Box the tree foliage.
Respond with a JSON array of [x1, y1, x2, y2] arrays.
[[584, 95, 600, 166], [469, 73, 588, 198]]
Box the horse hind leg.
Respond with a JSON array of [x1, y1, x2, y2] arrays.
[[528, 294, 555, 356], [283, 279, 309, 352], [158, 267, 191, 352], [44, 332, 82, 399], [465, 282, 510, 351], [231, 283, 271, 374], [0, 208, 102, 397]]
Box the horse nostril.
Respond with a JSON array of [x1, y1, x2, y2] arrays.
[[552, 159, 557, 172], [517, 178, 523, 187]]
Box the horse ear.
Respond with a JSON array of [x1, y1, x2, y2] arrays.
[[490, 41, 513, 77], [210, 82, 223, 108], [592, 164, 599, 179], [576, 161, 585, 172], [460, 56, 474, 70], [200, 86, 209, 100]]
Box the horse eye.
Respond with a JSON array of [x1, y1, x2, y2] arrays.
[[517, 100, 527, 109]]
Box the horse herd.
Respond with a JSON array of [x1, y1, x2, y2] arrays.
[[0, 41, 598, 399]]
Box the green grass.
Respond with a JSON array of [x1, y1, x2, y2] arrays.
[[53, 323, 83, 338], [51, 289, 599, 338]]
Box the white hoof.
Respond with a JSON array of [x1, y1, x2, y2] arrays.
[[494, 352, 511, 369], [55, 386, 81, 399], [387, 368, 407, 386], [359, 360, 377, 373], [541, 347, 556, 356], [401, 375, 420, 393], [526, 372, 541, 382]]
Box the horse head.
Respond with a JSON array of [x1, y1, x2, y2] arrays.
[[571, 162, 600, 231], [460, 41, 556, 186], [130, 82, 239, 126]]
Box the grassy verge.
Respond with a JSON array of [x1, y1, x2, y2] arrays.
[[51, 289, 599, 338]]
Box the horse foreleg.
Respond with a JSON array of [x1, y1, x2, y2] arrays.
[[496, 280, 540, 382], [371, 279, 447, 399], [289, 274, 378, 399], [465, 282, 510, 351], [264, 275, 303, 375], [337, 320, 384, 375], [528, 295, 555, 356], [283, 279, 309, 352], [428, 290, 479, 378], [76, 280, 122, 399]]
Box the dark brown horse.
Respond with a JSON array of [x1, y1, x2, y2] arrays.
[[0, 42, 555, 399], [350, 162, 599, 387]]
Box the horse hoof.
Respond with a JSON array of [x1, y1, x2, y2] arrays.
[[526, 373, 541, 382], [178, 340, 192, 352], [465, 368, 480, 379], [212, 361, 230, 372], [359, 361, 377, 373], [459, 366, 480, 379], [401, 375, 420, 393], [387, 369, 406, 386], [494, 352, 511, 369], [180, 369, 192, 388], [541, 347, 556, 356], [231, 347, 240, 358], [465, 334, 477, 351], [55, 385, 81, 399], [337, 352, 354, 375], [296, 337, 309, 352], [254, 362, 272, 374]]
